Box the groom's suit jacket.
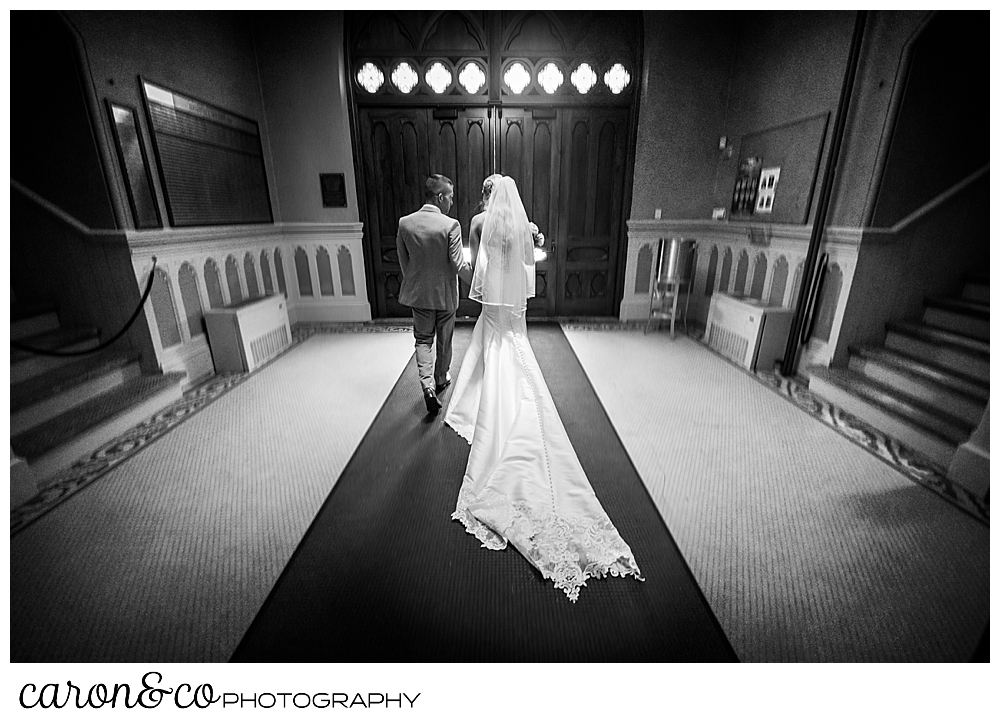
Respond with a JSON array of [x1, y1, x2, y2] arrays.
[[396, 204, 472, 311]]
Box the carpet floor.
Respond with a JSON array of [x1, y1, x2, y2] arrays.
[[10, 332, 416, 662], [231, 324, 736, 662], [562, 328, 990, 662]]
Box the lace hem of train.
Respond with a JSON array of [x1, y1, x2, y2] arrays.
[[452, 485, 644, 602]]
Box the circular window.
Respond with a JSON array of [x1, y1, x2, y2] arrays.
[[425, 61, 453, 94], [356, 62, 384, 94], [391, 61, 419, 94], [537, 62, 564, 95], [458, 61, 487, 94], [570, 63, 597, 94], [604, 63, 631, 94], [503, 62, 532, 95]]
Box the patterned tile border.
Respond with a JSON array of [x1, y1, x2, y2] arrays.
[[10, 324, 411, 536], [565, 323, 989, 526]]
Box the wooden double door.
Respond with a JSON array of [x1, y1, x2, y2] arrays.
[[358, 104, 631, 318]]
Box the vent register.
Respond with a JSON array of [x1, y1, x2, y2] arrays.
[[203, 295, 292, 374], [704, 293, 795, 372]]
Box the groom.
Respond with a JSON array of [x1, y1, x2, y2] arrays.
[[396, 174, 473, 414]]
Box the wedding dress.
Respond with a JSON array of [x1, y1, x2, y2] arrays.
[[444, 177, 642, 602]]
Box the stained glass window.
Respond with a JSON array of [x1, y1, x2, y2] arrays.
[[571, 63, 598, 94], [604, 63, 631, 94], [503, 62, 531, 95], [458, 62, 486, 94], [537, 62, 564, 94], [357, 62, 384, 94], [425, 61, 452, 94], [391, 62, 419, 94]]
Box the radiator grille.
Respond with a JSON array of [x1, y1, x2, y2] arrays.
[[708, 324, 749, 364], [250, 325, 290, 368]]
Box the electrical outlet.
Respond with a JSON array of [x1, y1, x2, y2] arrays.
[[654, 208, 662, 220]]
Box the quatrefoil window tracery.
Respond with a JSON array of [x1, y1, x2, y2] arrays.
[[604, 63, 631, 94], [458, 62, 487, 94], [358, 59, 633, 97], [503, 62, 532, 95], [537, 62, 564, 94], [357, 62, 384, 94], [425, 62, 453, 94], [391, 62, 419, 93]]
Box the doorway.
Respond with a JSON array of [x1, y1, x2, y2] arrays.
[[347, 10, 642, 318]]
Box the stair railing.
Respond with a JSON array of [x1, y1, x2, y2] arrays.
[[11, 179, 157, 366], [11, 255, 158, 357]]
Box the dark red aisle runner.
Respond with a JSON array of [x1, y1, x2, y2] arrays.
[[231, 323, 736, 662]]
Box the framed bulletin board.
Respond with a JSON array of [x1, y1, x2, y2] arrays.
[[734, 112, 829, 225], [140, 78, 273, 227], [106, 101, 162, 229]]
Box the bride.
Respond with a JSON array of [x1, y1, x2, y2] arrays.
[[444, 175, 643, 602]]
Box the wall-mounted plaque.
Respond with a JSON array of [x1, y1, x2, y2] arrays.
[[106, 101, 161, 229], [140, 78, 272, 227], [320, 173, 348, 208]]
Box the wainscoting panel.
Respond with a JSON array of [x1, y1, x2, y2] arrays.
[[127, 223, 371, 384], [622, 219, 860, 369]]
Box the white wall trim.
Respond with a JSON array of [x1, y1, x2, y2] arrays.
[[128, 221, 372, 378]]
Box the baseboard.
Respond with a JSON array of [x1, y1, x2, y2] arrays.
[[288, 302, 373, 324]]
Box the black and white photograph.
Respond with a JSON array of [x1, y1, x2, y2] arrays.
[[6, 5, 991, 720]]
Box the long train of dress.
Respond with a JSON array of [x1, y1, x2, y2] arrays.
[[444, 307, 643, 602]]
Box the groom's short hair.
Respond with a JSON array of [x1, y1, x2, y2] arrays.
[[424, 174, 453, 200]]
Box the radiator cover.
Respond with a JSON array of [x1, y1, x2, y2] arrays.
[[204, 294, 291, 373], [704, 293, 795, 372]]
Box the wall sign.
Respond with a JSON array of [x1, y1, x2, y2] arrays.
[[320, 173, 348, 208], [755, 167, 781, 214]]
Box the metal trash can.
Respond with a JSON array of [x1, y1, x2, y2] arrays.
[[657, 237, 696, 285], [646, 238, 697, 338]]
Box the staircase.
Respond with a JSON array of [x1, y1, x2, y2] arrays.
[[10, 303, 186, 507], [809, 277, 989, 471]]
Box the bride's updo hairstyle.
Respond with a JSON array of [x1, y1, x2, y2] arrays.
[[478, 173, 504, 213], [469, 176, 535, 316]]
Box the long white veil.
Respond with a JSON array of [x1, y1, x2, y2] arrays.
[[469, 176, 535, 316]]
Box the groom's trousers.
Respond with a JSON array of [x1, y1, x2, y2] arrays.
[[411, 307, 456, 391]]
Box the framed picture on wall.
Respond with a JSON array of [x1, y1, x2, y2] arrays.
[[106, 100, 162, 229]]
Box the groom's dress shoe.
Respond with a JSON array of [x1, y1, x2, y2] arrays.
[[435, 375, 452, 394], [423, 387, 442, 414]]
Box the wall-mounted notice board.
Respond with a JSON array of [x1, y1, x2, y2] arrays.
[[735, 112, 829, 225], [141, 78, 272, 227]]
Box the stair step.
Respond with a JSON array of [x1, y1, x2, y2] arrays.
[[11, 300, 58, 321], [808, 368, 969, 468], [962, 280, 989, 304], [851, 345, 988, 399], [925, 296, 989, 318], [11, 354, 142, 435], [884, 322, 989, 383], [885, 320, 989, 355], [11, 310, 60, 340], [848, 348, 986, 426], [11, 351, 138, 411], [11, 372, 186, 467], [10, 326, 102, 384], [922, 300, 990, 341]]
